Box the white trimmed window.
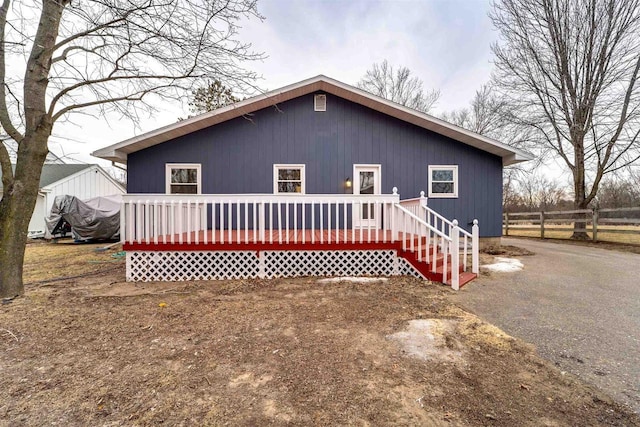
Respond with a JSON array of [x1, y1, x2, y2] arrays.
[[274, 164, 305, 194], [314, 94, 327, 111], [428, 165, 458, 198], [166, 163, 201, 194]]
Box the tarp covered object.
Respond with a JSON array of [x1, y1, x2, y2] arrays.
[[45, 194, 121, 240]]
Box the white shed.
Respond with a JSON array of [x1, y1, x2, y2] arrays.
[[1, 164, 125, 235]]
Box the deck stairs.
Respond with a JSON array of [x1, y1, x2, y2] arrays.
[[399, 236, 477, 288]]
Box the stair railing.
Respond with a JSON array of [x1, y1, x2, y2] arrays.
[[415, 192, 479, 277], [394, 203, 459, 289]]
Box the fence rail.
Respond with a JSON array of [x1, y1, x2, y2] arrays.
[[503, 206, 640, 243]]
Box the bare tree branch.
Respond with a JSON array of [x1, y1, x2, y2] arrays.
[[356, 60, 440, 113], [0, 139, 13, 193], [0, 0, 23, 142]]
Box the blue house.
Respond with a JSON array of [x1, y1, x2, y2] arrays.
[[93, 75, 531, 288]]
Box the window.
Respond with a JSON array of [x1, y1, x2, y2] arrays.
[[274, 164, 305, 194], [428, 165, 458, 198], [166, 164, 201, 194]]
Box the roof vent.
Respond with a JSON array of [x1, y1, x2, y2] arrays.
[[314, 94, 326, 112]]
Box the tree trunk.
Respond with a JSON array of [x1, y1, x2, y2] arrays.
[[0, 135, 49, 298], [571, 150, 590, 240], [569, 125, 590, 240], [0, 0, 65, 298], [572, 201, 590, 240]]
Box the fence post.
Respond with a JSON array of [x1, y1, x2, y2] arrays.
[[504, 213, 509, 236], [592, 206, 599, 242], [472, 219, 479, 275], [540, 211, 545, 239], [451, 220, 460, 291]]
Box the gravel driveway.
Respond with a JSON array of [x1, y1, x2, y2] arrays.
[[451, 237, 640, 414]]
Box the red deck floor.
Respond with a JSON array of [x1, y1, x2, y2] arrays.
[[123, 229, 415, 250]]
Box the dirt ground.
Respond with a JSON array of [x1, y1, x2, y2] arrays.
[[1, 242, 639, 426]]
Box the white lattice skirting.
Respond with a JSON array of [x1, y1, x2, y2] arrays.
[[126, 250, 425, 282]]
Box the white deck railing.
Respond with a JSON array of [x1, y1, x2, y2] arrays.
[[121, 191, 402, 246], [399, 191, 480, 289]]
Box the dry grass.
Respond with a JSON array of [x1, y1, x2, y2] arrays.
[[504, 224, 640, 245], [23, 240, 123, 284]]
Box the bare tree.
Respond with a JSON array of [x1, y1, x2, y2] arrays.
[[597, 177, 640, 208], [357, 60, 440, 113], [440, 84, 507, 137], [0, 0, 264, 298], [503, 167, 570, 212], [490, 0, 640, 238]]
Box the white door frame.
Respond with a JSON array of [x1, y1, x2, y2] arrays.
[[353, 164, 381, 228]]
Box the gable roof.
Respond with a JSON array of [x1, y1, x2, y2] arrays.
[[0, 164, 125, 193], [0, 164, 90, 192], [92, 75, 534, 166], [40, 164, 92, 187]]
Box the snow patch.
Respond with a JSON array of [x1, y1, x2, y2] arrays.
[[482, 257, 524, 272], [387, 319, 462, 362], [317, 277, 389, 284]]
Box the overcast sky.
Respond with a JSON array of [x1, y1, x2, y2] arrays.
[[51, 0, 497, 165]]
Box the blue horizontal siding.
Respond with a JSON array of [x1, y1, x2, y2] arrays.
[[127, 93, 503, 236]]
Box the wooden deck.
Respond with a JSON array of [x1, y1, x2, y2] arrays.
[[121, 194, 478, 288]]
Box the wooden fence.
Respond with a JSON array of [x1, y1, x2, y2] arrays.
[[503, 206, 640, 244]]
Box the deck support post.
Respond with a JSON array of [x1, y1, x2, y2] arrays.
[[257, 251, 266, 278], [392, 252, 400, 275]]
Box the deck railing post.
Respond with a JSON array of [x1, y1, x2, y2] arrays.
[[420, 190, 428, 221], [178, 201, 183, 244], [120, 199, 126, 244], [472, 219, 479, 275], [451, 220, 460, 290], [259, 202, 265, 243], [391, 187, 399, 241]]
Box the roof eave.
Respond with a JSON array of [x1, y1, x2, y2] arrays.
[[503, 152, 535, 166], [91, 149, 128, 164]]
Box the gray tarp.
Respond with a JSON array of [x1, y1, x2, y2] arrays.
[[45, 194, 121, 240]]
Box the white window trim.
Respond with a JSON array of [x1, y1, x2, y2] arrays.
[[314, 94, 326, 111], [165, 163, 202, 194], [273, 164, 306, 194], [428, 165, 458, 198], [352, 164, 382, 195]]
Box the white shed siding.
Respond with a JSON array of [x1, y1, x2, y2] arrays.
[[28, 194, 46, 234], [42, 166, 125, 214]]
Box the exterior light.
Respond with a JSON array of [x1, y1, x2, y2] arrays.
[[345, 177, 352, 188]]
